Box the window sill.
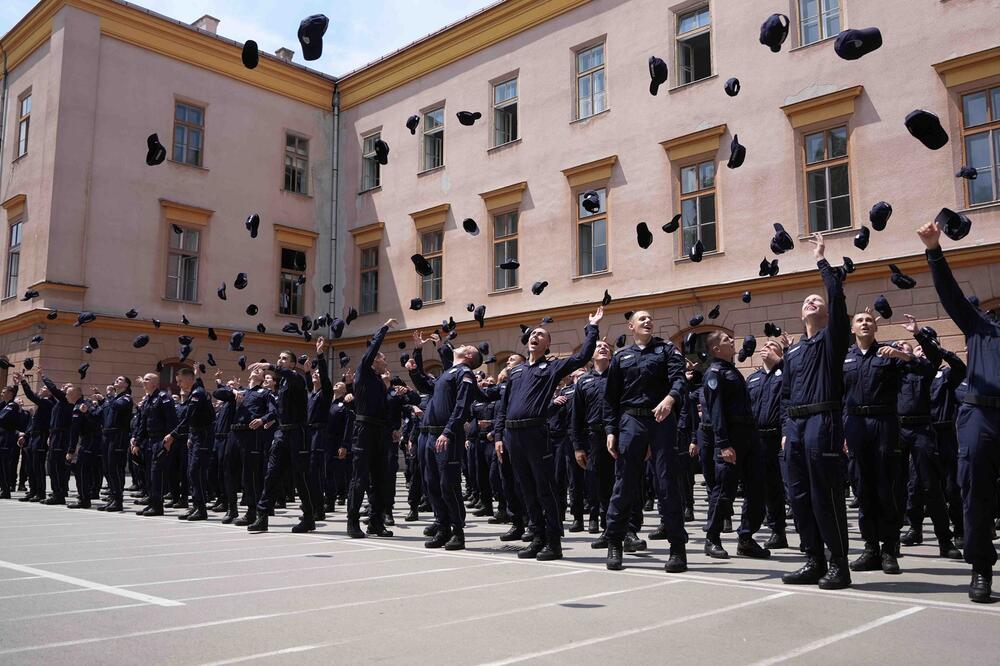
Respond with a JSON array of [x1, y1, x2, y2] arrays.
[[488, 138, 521, 153], [571, 270, 612, 281], [417, 165, 445, 177], [274, 312, 306, 320], [11, 153, 28, 165], [358, 185, 382, 196], [1, 295, 16, 303], [790, 35, 838, 53], [668, 74, 718, 94], [959, 200, 1000, 215], [674, 250, 724, 265], [281, 189, 312, 200], [571, 109, 610, 125], [167, 160, 209, 172], [488, 287, 522, 297], [416, 299, 445, 308], [161, 297, 202, 305], [797, 226, 856, 241]]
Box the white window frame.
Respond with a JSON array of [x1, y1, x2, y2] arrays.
[[4, 218, 22, 299], [284, 134, 309, 194], [798, 0, 841, 46], [172, 101, 205, 167], [15, 91, 30, 159], [676, 6, 712, 86], [575, 43, 607, 120], [492, 78, 519, 147], [420, 229, 444, 302], [492, 210, 518, 291], [279, 247, 307, 316], [166, 226, 200, 302], [359, 245, 379, 314], [361, 132, 381, 191], [577, 188, 608, 276], [422, 107, 445, 172], [679, 160, 717, 256]]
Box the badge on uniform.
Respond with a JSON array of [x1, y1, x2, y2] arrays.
[[775, 369, 782, 376], [539, 363, 547, 369], [655, 346, 664, 354], [707, 376, 718, 390]]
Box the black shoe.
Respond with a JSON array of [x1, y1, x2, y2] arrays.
[[588, 516, 601, 534], [517, 538, 545, 559], [643, 499, 654, 512], [186, 510, 208, 522], [29, 495, 43, 502], [234, 513, 256, 527], [521, 528, 536, 543], [210, 500, 226, 513], [591, 533, 609, 549], [275, 501, 287, 510], [43, 496, 66, 505], [850, 545, 882, 572], [684, 507, 695, 522], [764, 531, 788, 550], [722, 518, 733, 533], [939, 541, 963, 560], [537, 540, 562, 561], [737, 537, 771, 559], [313, 512, 326, 522], [384, 513, 395, 526], [18, 494, 34, 502], [955, 534, 964, 549], [970, 572, 993, 603], [782, 557, 828, 585], [139, 505, 164, 516], [221, 512, 238, 525], [173, 500, 189, 510], [704, 538, 729, 559], [648, 524, 669, 540], [67, 502, 91, 509], [292, 519, 316, 533], [900, 529, 923, 546], [367, 526, 393, 537], [473, 505, 494, 517], [423, 523, 440, 537], [104, 503, 124, 513], [425, 528, 451, 549], [404, 509, 419, 522], [568, 518, 584, 533], [664, 543, 688, 573], [607, 541, 624, 570], [247, 515, 269, 533], [624, 532, 647, 552], [445, 531, 466, 551], [881, 550, 901, 574], [818, 557, 852, 590], [488, 508, 511, 525], [417, 501, 430, 511], [347, 521, 366, 538], [500, 525, 525, 542]]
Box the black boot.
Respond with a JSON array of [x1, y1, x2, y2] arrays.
[[818, 557, 852, 590], [313, 511, 326, 522], [247, 514, 268, 533], [737, 536, 771, 559], [404, 509, 419, 522], [291, 517, 316, 533], [139, 505, 164, 516], [186, 508, 209, 522], [521, 527, 536, 543], [704, 536, 729, 559], [970, 571, 993, 603], [900, 528, 923, 546], [104, 503, 124, 513], [234, 512, 256, 527], [445, 530, 465, 551], [178, 508, 197, 521], [347, 520, 365, 538], [384, 513, 395, 527], [624, 532, 647, 552], [517, 536, 545, 559], [782, 557, 828, 585], [473, 504, 494, 517], [425, 527, 452, 549], [684, 507, 695, 522], [500, 523, 525, 542], [367, 524, 393, 537], [221, 512, 238, 525], [607, 540, 623, 570], [67, 501, 91, 509], [591, 533, 609, 549], [850, 543, 882, 572], [722, 518, 733, 533], [647, 524, 669, 540], [423, 523, 440, 537], [939, 541, 963, 560], [488, 508, 511, 524], [664, 542, 688, 573], [643, 498, 654, 511], [587, 514, 600, 534], [568, 517, 584, 533], [536, 538, 562, 561], [881, 545, 901, 574], [764, 530, 788, 550]]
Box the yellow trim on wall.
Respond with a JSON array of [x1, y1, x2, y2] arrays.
[[350, 221, 385, 247], [561, 155, 618, 188], [1, 194, 27, 220], [781, 85, 864, 129], [160, 199, 213, 227], [30, 281, 87, 294], [661, 124, 728, 162], [274, 223, 319, 249], [410, 203, 451, 232], [0, 0, 60, 72], [338, 0, 592, 109], [479, 181, 527, 212], [933, 46, 1000, 88]]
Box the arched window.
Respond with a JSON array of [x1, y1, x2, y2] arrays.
[[158, 359, 192, 394], [670, 325, 733, 373]]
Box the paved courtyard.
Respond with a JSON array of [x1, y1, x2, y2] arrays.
[[0, 479, 998, 665]]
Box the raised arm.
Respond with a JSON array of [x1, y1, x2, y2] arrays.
[[361, 320, 396, 370], [918, 221, 985, 337], [942, 349, 968, 390], [556, 308, 603, 380], [19, 379, 41, 406], [42, 376, 67, 403]]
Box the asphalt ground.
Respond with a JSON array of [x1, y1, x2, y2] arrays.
[[0, 477, 998, 665]]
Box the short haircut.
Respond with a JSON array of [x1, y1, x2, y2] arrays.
[[2, 385, 15, 396], [467, 348, 484, 370], [509, 352, 525, 362], [279, 350, 296, 364], [705, 330, 724, 350], [176, 368, 195, 379], [120, 376, 133, 392]]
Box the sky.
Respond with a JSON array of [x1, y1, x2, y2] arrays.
[[0, 0, 495, 77]]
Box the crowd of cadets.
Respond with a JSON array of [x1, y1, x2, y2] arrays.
[[0, 224, 998, 603]]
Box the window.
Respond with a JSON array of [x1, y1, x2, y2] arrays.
[[284, 134, 308, 194], [361, 132, 381, 191], [961, 86, 1000, 206], [420, 230, 443, 302], [279, 248, 306, 316], [576, 43, 607, 120], [158, 360, 192, 394], [804, 126, 851, 232], [4, 220, 22, 299], [676, 7, 711, 85], [680, 160, 717, 256], [493, 211, 518, 290], [493, 78, 518, 147], [423, 108, 445, 171], [166, 226, 199, 302], [359, 246, 379, 314], [577, 188, 608, 276], [15, 92, 30, 159], [172, 102, 205, 166], [799, 0, 840, 46]]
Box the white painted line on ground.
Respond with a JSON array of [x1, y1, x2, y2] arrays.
[[424, 579, 683, 629], [0, 569, 583, 654], [175, 560, 509, 601], [747, 606, 925, 665], [478, 591, 794, 665], [2, 602, 150, 622], [0, 523, 77, 529], [0, 559, 183, 608]]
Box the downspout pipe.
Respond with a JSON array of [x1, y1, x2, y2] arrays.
[[0, 47, 9, 199], [328, 83, 340, 370]]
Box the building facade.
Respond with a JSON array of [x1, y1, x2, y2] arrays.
[[333, 0, 1000, 375], [0, 0, 335, 390]]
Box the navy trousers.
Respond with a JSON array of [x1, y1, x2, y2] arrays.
[[956, 404, 1000, 574], [187, 431, 213, 511], [505, 425, 561, 540], [257, 427, 314, 519], [104, 432, 128, 505], [347, 421, 388, 529], [705, 432, 765, 539], [760, 431, 787, 534], [586, 430, 614, 522], [903, 424, 953, 543], [845, 414, 905, 546], [420, 431, 464, 531]]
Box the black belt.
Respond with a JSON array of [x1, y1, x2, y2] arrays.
[[27, 430, 49, 436], [278, 423, 306, 431], [231, 424, 251, 431], [699, 423, 713, 434], [787, 401, 841, 418], [624, 407, 653, 418], [846, 404, 896, 417], [308, 423, 326, 429], [589, 425, 605, 434], [505, 418, 546, 430], [757, 426, 781, 435], [147, 431, 166, 439], [420, 425, 445, 435], [932, 421, 955, 429], [899, 415, 932, 426], [965, 393, 1000, 410], [355, 414, 386, 426], [102, 428, 124, 434]]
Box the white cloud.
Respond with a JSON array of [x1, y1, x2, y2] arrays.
[[0, 0, 494, 76]]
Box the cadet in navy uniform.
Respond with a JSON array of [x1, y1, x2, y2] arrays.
[[67, 393, 99, 509], [226, 366, 276, 526], [919, 220, 1000, 602], [496, 307, 603, 561], [16, 372, 54, 502], [306, 338, 332, 522], [165, 368, 214, 521], [842, 309, 910, 575], [572, 339, 613, 536], [325, 379, 353, 512], [246, 348, 314, 534], [747, 338, 789, 549], [551, 372, 584, 531], [492, 354, 528, 541], [701, 331, 770, 559], [345, 318, 398, 539], [674, 366, 700, 526], [780, 233, 851, 590], [0, 384, 21, 498], [98, 376, 134, 512], [417, 344, 483, 550], [135, 373, 179, 516], [603, 309, 687, 573], [928, 333, 968, 544], [41, 376, 79, 505]]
